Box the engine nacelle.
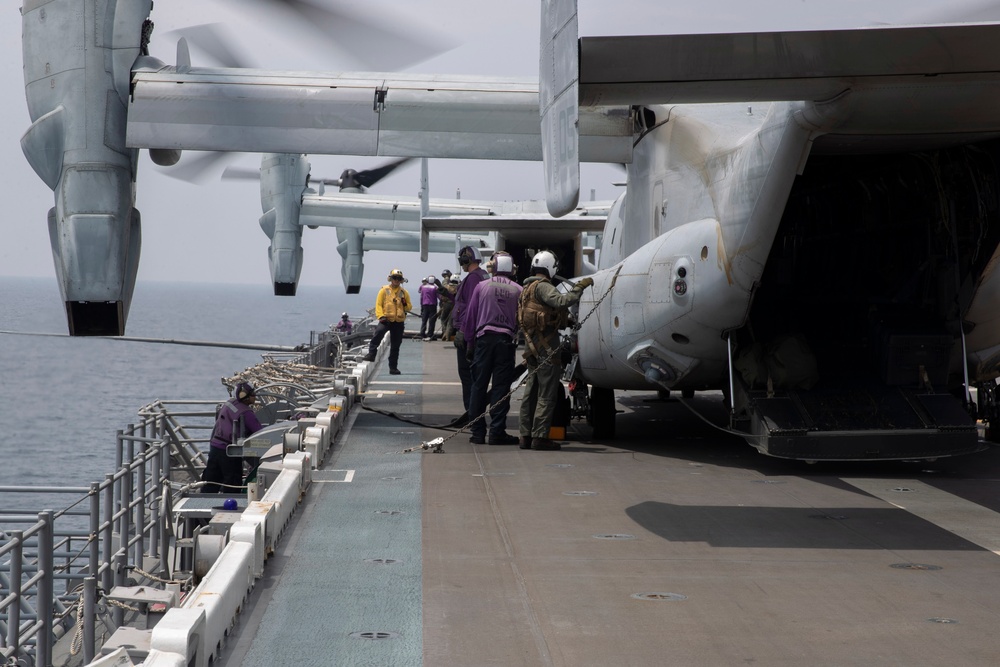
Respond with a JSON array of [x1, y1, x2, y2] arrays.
[[258, 154, 309, 296], [336, 228, 365, 294], [21, 0, 152, 336]]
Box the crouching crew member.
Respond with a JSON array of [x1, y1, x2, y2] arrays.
[[203, 382, 263, 493], [364, 269, 411, 375], [517, 251, 593, 450], [465, 251, 523, 444]]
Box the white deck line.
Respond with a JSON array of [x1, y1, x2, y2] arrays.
[[844, 478, 1000, 557]]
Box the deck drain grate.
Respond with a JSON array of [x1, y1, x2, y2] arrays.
[[381, 476, 403, 481], [632, 592, 687, 601], [364, 558, 401, 565], [752, 479, 786, 484], [564, 491, 598, 496], [350, 631, 401, 640], [927, 618, 958, 624], [546, 463, 574, 468], [890, 563, 942, 571], [593, 533, 635, 540], [891, 487, 916, 493], [809, 514, 848, 520], [374, 510, 404, 516]]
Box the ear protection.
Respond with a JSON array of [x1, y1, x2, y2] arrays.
[[236, 382, 255, 402]]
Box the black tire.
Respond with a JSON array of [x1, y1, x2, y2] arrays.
[[589, 386, 616, 439], [681, 388, 695, 399]]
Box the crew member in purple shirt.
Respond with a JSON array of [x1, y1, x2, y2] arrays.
[[202, 382, 263, 493], [452, 245, 490, 420], [464, 251, 523, 444], [418, 275, 441, 340]]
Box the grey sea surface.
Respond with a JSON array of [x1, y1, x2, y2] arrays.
[[0, 276, 375, 512]]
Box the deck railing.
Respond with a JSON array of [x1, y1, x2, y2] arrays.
[[0, 326, 357, 666]]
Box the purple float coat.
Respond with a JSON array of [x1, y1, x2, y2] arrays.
[[466, 275, 522, 346], [453, 267, 489, 339], [419, 282, 439, 306], [210, 397, 263, 449]]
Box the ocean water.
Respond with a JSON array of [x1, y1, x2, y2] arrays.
[[0, 276, 375, 509]]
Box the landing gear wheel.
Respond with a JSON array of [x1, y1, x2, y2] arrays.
[[589, 386, 616, 439]]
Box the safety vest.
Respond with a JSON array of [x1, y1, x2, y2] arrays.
[[376, 284, 411, 322], [518, 280, 566, 334]]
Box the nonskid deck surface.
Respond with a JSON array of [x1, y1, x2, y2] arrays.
[[225, 338, 1000, 666]]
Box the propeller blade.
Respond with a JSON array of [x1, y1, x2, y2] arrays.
[[161, 151, 232, 183], [265, 0, 458, 70], [168, 23, 255, 69], [221, 166, 264, 181], [353, 158, 414, 189]]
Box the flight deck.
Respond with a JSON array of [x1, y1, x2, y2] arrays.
[[222, 337, 1000, 667]]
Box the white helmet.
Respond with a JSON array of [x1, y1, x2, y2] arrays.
[[492, 251, 515, 276], [427, 275, 436, 283], [531, 250, 557, 278]]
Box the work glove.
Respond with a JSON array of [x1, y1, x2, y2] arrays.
[[466, 341, 475, 362], [576, 276, 594, 290], [454, 330, 465, 349]]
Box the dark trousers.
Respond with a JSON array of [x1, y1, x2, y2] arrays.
[[468, 333, 517, 438], [419, 305, 438, 338], [201, 445, 243, 494], [368, 320, 405, 369], [456, 339, 473, 411]]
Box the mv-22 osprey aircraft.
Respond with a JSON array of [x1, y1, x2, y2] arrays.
[[21, 0, 1000, 460]]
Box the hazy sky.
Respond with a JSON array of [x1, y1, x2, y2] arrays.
[[1, 0, 991, 291]]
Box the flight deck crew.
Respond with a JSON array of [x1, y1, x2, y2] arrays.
[[363, 269, 412, 375], [465, 251, 522, 444], [418, 275, 441, 340], [202, 382, 263, 493], [335, 312, 353, 335], [453, 246, 490, 419], [517, 251, 593, 450], [437, 269, 456, 341]]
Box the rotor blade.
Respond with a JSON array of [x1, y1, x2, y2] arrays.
[[353, 158, 414, 189], [268, 0, 458, 70], [221, 166, 264, 181], [161, 152, 232, 183], [168, 23, 255, 69]]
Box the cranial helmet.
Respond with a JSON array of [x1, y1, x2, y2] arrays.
[[492, 251, 515, 276], [442, 269, 452, 277], [235, 382, 255, 402], [427, 275, 436, 283], [341, 312, 349, 319], [388, 268, 404, 281], [531, 250, 558, 278], [450, 277, 460, 285], [458, 245, 482, 266]]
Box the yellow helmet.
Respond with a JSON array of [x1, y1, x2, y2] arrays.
[[388, 269, 404, 281]]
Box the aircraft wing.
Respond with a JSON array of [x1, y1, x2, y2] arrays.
[[299, 191, 610, 235], [579, 22, 1000, 151], [127, 68, 633, 163], [579, 23, 1000, 106]]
